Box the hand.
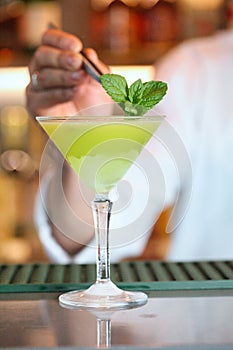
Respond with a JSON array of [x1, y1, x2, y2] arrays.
[[26, 28, 111, 117]]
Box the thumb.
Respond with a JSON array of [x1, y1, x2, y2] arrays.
[[83, 48, 110, 74]]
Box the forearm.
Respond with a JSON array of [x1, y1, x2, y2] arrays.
[[46, 161, 94, 256]]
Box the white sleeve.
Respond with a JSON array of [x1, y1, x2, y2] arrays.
[[34, 172, 77, 263]]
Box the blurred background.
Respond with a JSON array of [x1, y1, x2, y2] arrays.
[[0, 0, 232, 263]]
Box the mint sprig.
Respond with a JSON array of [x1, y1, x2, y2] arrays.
[[100, 73, 168, 116]]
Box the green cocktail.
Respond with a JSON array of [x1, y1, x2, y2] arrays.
[[37, 114, 163, 310], [39, 116, 161, 194]]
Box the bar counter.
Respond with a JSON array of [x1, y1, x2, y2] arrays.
[[0, 260, 232, 349]]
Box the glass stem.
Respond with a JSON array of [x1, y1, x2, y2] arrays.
[[97, 318, 111, 347], [92, 196, 112, 282]]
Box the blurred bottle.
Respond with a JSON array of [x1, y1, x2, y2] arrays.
[[227, 0, 233, 28], [17, 0, 62, 55], [0, 1, 25, 66], [108, 1, 130, 53], [91, 0, 141, 54], [143, 0, 180, 44]]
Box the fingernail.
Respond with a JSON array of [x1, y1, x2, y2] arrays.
[[71, 70, 85, 81], [71, 71, 80, 80], [66, 56, 75, 66], [66, 55, 80, 69]]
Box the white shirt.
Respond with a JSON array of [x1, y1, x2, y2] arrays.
[[155, 29, 233, 261], [35, 30, 233, 262]]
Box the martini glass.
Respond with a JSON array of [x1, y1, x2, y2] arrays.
[[37, 113, 163, 310]]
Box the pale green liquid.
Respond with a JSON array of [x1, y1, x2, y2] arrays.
[[40, 118, 161, 194]]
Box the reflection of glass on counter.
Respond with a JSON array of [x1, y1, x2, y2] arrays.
[[0, 296, 233, 347]]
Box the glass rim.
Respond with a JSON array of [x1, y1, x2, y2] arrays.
[[36, 115, 165, 122]]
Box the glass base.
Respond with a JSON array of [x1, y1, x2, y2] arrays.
[[59, 280, 148, 311]]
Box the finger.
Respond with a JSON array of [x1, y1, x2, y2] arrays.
[[29, 46, 83, 74], [83, 48, 110, 75], [33, 68, 86, 90], [42, 28, 83, 52], [26, 84, 75, 112]]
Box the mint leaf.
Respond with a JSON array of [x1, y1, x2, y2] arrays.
[[140, 81, 168, 108], [100, 73, 167, 116], [100, 74, 128, 103], [128, 79, 143, 104]]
